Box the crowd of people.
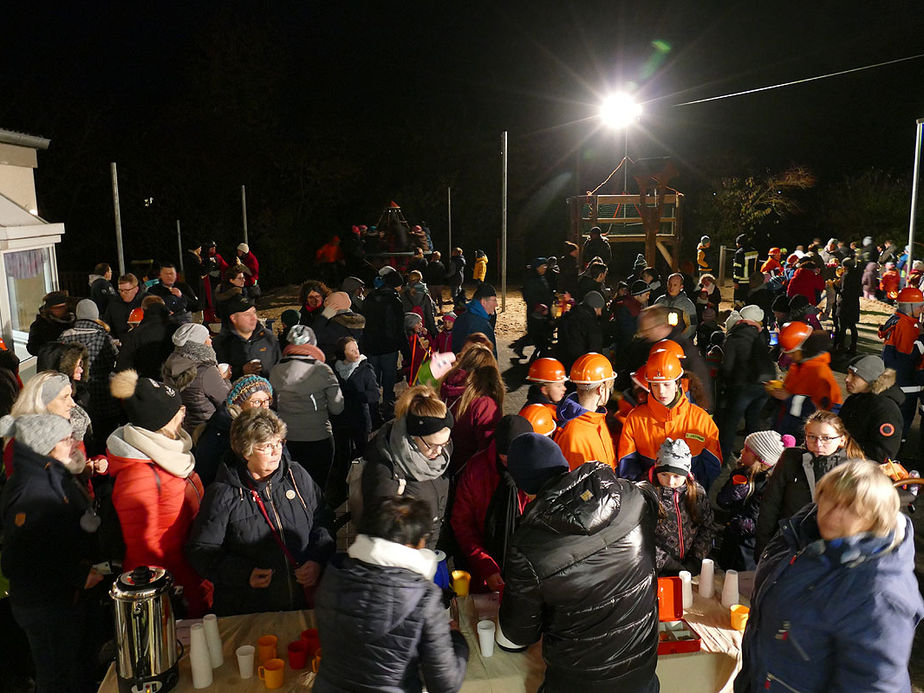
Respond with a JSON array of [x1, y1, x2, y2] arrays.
[[0, 227, 921, 693]]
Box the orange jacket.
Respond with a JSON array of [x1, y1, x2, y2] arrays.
[[880, 270, 901, 297], [315, 242, 343, 265], [617, 394, 721, 488], [782, 351, 843, 411], [554, 410, 616, 470], [760, 257, 783, 276]]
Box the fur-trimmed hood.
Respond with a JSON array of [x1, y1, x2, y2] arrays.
[[331, 311, 366, 330], [871, 367, 897, 395]]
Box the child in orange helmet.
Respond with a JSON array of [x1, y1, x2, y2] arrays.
[[554, 353, 616, 469], [524, 357, 567, 414]]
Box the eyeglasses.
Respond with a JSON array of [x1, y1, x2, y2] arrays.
[[253, 439, 285, 454], [805, 434, 843, 443], [247, 396, 272, 408], [415, 436, 449, 454]]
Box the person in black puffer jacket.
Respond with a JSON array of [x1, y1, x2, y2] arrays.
[[315, 497, 468, 693], [838, 355, 904, 463], [499, 434, 660, 693]]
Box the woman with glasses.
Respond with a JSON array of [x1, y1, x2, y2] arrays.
[[359, 385, 453, 550], [187, 407, 334, 616], [755, 410, 863, 556]]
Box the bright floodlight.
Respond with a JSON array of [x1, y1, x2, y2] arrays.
[[600, 93, 642, 129]]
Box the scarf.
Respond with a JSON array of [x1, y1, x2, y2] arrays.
[[282, 343, 326, 363], [387, 416, 451, 482], [335, 355, 366, 381], [122, 424, 195, 478], [176, 341, 217, 366]]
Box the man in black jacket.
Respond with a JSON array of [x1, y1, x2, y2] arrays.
[[512, 258, 553, 359], [839, 355, 904, 464], [362, 267, 406, 420], [104, 273, 148, 341], [148, 263, 200, 324], [581, 226, 612, 267], [499, 433, 660, 693], [555, 291, 604, 372], [114, 298, 176, 380], [213, 296, 281, 379]]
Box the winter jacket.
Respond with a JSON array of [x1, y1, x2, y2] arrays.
[[103, 290, 148, 341], [162, 346, 231, 433], [611, 295, 644, 351], [26, 309, 75, 356], [776, 353, 842, 436], [696, 242, 716, 274], [60, 318, 121, 420], [618, 393, 722, 489], [0, 440, 97, 608], [446, 255, 466, 287], [192, 404, 233, 486], [360, 419, 451, 551], [89, 274, 117, 313], [314, 310, 366, 363], [880, 268, 901, 298], [314, 537, 469, 693], [472, 256, 487, 283], [736, 505, 923, 693], [554, 394, 616, 470], [861, 261, 879, 295], [213, 322, 282, 380], [720, 322, 775, 388], [270, 346, 344, 442], [451, 299, 496, 355], [238, 251, 260, 286], [106, 425, 208, 616], [114, 304, 176, 380], [654, 292, 698, 340], [402, 291, 438, 338], [362, 287, 406, 355], [522, 271, 553, 314], [837, 382, 903, 463], [424, 260, 446, 287], [759, 257, 783, 277], [499, 463, 659, 693], [450, 440, 528, 591], [333, 356, 379, 435], [652, 481, 715, 574], [148, 280, 200, 322], [185, 450, 334, 615], [449, 395, 501, 475], [716, 466, 771, 570], [880, 311, 920, 385], [835, 265, 862, 323], [755, 446, 855, 555], [554, 303, 603, 372], [787, 267, 825, 304]]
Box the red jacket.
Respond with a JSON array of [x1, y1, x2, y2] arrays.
[[239, 251, 260, 286], [450, 396, 501, 475], [787, 268, 825, 305], [107, 427, 210, 616], [450, 440, 528, 592], [880, 269, 901, 299]]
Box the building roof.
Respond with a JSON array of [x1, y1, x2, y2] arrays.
[[0, 128, 50, 150]]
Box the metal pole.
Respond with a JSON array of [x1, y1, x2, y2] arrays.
[[447, 186, 452, 256], [501, 131, 508, 312], [241, 185, 249, 245], [111, 162, 125, 276], [177, 220, 184, 275], [906, 118, 924, 271], [623, 128, 629, 193]]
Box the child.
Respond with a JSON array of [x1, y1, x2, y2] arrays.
[[651, 438, 715, 576], [473, 250, 488, 284], [401, 313, 429, 385], [880, 262, 900, 303], [524, 357, 567, 412], [432, 312, 455, 354], [715, 430, 794, 571]]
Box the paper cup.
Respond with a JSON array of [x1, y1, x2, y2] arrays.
[[477, 620, 496, 657], [236, 645, 255, 679], [699, 558, 715, 599], [218, 363, 230, 376], [730, 604, 750, 631], [202, 613, 223, 668], [189, 624, 213, 688], [678, 570, 694, 610], [451, 570, 471, 597], [721, 570, 739, 609]]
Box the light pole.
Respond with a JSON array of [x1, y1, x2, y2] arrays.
[[599, 92, 642, 192]]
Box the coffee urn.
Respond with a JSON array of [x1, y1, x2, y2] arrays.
[[110, 566, 180, 693]]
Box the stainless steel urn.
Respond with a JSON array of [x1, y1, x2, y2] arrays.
[[110, 566, 180, 693]]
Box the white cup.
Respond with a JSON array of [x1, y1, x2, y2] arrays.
[[721, 569, 739, 609], [678, 570, 694, 610], [699, 558, 715, 599], [236, 644, 255, 679], [218, 363, 230, 377], [202, 613, 223, 668], [189, 623, 213, 688], [477, 620, 496, 657]]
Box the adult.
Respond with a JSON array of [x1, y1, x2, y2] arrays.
[[500, 435, 660, 693], [838, 355, 903, 463], [511, 257, 553, 359], [186, 408, 333, 615], [755, 410, 863, 555], [114, 297, 174, 380], [315, 497, 469, 693], [103, 273, 148, 341], [36, 340, 90, 416], [576, 262, 607, 301], [162, 323, 231, 434], [787, 259, 825, 306], [878, 238, 898, 265], [696, 235, 716, 275], [452, 282, 498, 355], [833, 257, 862, 353], [235, 242, 260, 297], [424, 250, 447, 309], [148, 263, 199, 323], [581, 226, 611, 267], [359, 386, 453, 550], [88, 262, 116, 313], [448, 364, 504, 475], [269, 325, 344, 489], [732, 234, 758, 305], [446, 247, 466, 304], [554, 290, 604, 372], [745, 271, 773, 324], [297, 280, 331, 330], [0, 413, 102, 691], [611, 280, 650, 352], [214, 266, 246, 325], [341, 276, 365, 313], [315, 235, 344, 287], [26, 291, 75, 356], [407, 246, 428, 275], [654, 272, 697, 340], [362, 267, 406, 420], [557, 241, 580, 297], [439, 342, 496, 412], [313, 291, 366, 363], [106, 370, 209, 616], [213, 296, 281, 380], [555, 353, 616, 470], [879, 286, 924, 437], [738, 462, 923, 693]]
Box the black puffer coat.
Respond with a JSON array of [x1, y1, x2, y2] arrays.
[[837, 378, 903, 463], [720, 323, 775, 389], [499, 463, 659, 693], [554, 303, 603, 372], [185, 450, 334, 615]]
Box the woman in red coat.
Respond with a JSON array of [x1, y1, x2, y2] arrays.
[[107, 370, 209, 616], [787, 260, 825, 305], [448, 365, 504, 476]]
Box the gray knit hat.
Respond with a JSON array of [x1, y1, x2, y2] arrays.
[[287, 324, 317, 346], [41, 373, 72, 407], [75, 298, 99, 321], [743, 430, 792, 467], [0, 414, 72, 456], [172, 322, 210, 346], [655, 438, 691, 477], [739, 305, 764, 324], [583, 291, 605, 310], [847, 354, 885, 384]]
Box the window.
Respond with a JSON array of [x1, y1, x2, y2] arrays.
[[4, 248, 54, 355]]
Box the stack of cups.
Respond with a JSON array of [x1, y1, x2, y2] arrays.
[[477, 620, 496, 657], [699, 558, 715, 599], [678, 570, 694, 610], [202, 614, 224, 668], [721, 569, 739, 609], [189, 623, 214, 688]]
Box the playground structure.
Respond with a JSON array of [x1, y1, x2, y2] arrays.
[[567, 157, 684, 271]]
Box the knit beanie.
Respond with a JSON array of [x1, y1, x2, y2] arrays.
[[404, 312, 423, 334], [41, 373, 72, 406], [237, 243, 249, 254], [739, 305, 764, 324], [494, 415, 533, 456], [583, 291, 605, 310], [743, 430, 794, 467], [280, 309, 300, 327], [110, 370, 183, 431], [0, 413, 72, 456], [226, 375, 273, 409], [655, 438, 692, 477], [288, 325, 317, 346], [847, 354, 885, 384], [474, 283, 497, 299], [172, 322, 210, 346], [631, 280, 650, 296], [42, 291, 68, 309], [725, 310, 741, 331], [75, 298, 99, 321], [324, 291, 352, 313], [507, 433, 569, 494]]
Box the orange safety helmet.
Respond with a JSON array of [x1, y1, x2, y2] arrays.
[[519, 404, 557, 437], [526, 357, 567, 383], [645, 350, 684, 382], [128, 307, 144, 327], [569, 352, 615, 384], [897, 287, 924, 304], [648, 339, 685, 362], [779, 321, 812, 353], [630, 368, 649, 391], [768, 247, 781, 257]]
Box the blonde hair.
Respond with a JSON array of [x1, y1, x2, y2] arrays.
[[10, 371, 71, 417], [815, 461, 900, 538], [804, 410, 864, 459], [230, 407, 288, 460], [456, 365, 505, 419], [395, 385, 447, 420]]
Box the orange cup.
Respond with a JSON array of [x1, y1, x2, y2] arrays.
[[730, 604, 750, 631], [311, 648, 322, 673], [257, 657, 285, 689], [451, 570, 471, 597], [256, 635, 278, 663]]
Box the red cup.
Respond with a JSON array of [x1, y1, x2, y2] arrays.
[[301, 628, 321, 657], [287, 640, 309, 670]]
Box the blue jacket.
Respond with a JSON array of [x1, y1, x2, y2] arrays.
[[735, 505, 923, 693], [451, 299, 496, 354]]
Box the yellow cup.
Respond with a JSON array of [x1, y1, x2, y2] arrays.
[[256, 635, 278, 663], [451, 570, 471, 597], [730, 604, 750, 631], [258, 657, 285, 689]]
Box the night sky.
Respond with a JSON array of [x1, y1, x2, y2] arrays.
[[3, 1, 924, 281]]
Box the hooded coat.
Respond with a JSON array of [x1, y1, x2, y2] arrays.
[[314, 536, 469, 693], [269, 345, 344, 442], [314, 310, 366, 363], [499, 463, 659, 693], [185, 450, 334, 615], [451, 299, 496, 354], [362, 286, 406, 356], [735, 506, 923, 693], [26, 307, 75, 356], [115, 303, 176, 380], [162, 344, 231, 433], [837, 370, 904, 463], [554, 393, 616, 470]]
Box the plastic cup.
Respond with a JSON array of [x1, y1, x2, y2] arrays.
[[288, 640, 309, 670], [301, 628, 321, 656], [218, 363, 231, 376], [451, 570, 471, 597], [699, 559, 715, 599], [202, 613, 224, 668], [721, 570, 739, 609], [256, 634, 278, 663], [257, 657, 285, 689], [678, 570, 694, 610], [189, 623, 213, 688], [730, 604, 750, 631], [236, 645, 255, 679], [477, 620, 496, 657]]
